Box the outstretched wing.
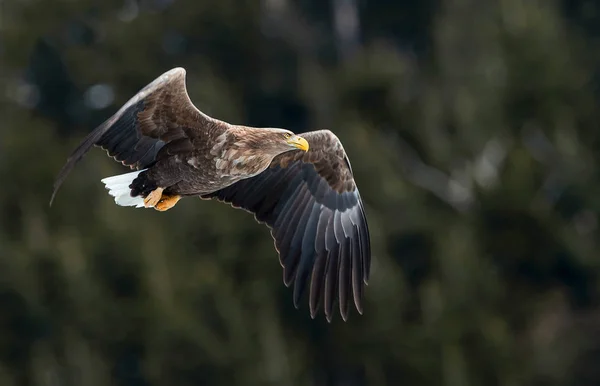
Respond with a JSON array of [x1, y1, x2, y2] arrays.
[[50, 67, 227, 205], [202, 130, 371, 322]]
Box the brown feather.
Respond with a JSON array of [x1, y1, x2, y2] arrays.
[[50, 67, 371, 322], [202, 130, 371, 322], [50, 67, 228, 205]]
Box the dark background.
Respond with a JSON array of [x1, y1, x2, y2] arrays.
[[2, 0, 600, 385]]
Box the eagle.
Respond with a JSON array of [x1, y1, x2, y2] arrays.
[[50, 67, 371, 322]]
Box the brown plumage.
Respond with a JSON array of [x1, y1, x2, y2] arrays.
[[50, 67, 371, 322]]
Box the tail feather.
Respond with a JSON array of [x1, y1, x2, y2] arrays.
[[101, 169, 147, 208]]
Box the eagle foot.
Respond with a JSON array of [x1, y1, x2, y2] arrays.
[[154, 195, 181, 211], [143, 187, 164, 208]]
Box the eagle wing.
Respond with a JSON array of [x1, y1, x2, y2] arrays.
[[202, 130, 371, 322], [50, 67, 226, 205]]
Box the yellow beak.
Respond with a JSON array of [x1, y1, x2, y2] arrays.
[[287, 135, 310, 152]]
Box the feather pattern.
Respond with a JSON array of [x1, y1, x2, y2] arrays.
[[50, 67, 228, 205], [100, 170, 147, 208], [50, 67, 371, 323], [203, 130, 371, 322]]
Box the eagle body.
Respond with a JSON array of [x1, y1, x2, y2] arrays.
[[130, 125, 304, 199], [51, 68, 371, 322]]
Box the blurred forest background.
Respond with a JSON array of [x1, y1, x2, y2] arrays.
[[2, 0, 600, 385]]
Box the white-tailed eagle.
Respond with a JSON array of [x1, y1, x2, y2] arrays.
[[50, 68, 371, 322]]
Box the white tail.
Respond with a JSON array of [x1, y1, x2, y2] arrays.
[[100, 169, 147, 208]]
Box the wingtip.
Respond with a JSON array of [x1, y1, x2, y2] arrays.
[[49, 189, 58, 207], [282, 272, 293, 288], [353, 292, 364, 315], [356, 307, 363, 316], [165, 67, 186, 78]]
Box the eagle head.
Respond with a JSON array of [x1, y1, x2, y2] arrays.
[[237, 128, 309, 156], [215, 128, 310, 177], [260, 129, 310, 155]]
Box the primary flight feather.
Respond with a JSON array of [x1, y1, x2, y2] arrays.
[[50, 67, 371, 322]]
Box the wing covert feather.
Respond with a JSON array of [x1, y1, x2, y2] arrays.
[[50, 67, 227, 205], [202, 130, 371, 322]]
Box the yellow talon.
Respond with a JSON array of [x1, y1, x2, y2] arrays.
[[154, 195, 181, 211], [143, 187, 164, 208]]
